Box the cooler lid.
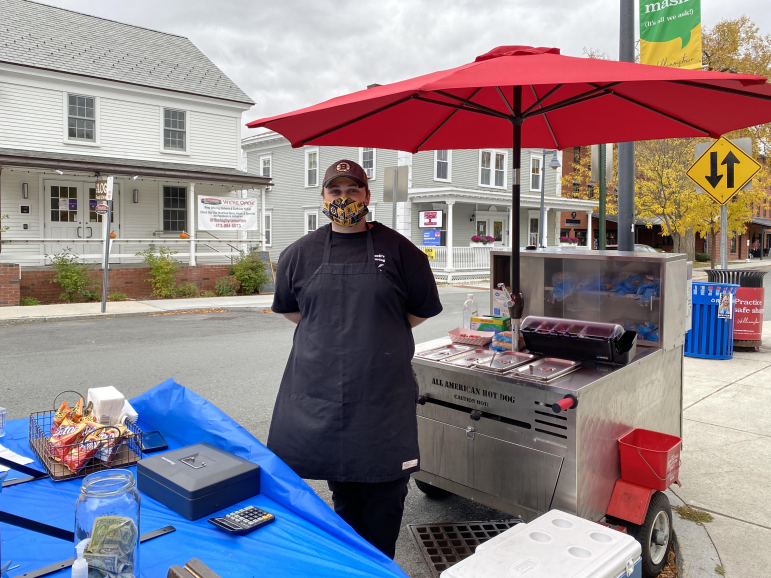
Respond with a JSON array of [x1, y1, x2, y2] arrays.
[[137, 442, 260, 500], [442, 510, 641, 578]]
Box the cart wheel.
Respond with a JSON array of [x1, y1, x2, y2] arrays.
[[414, 479, 451, 499], [621, 491, 672, 578]]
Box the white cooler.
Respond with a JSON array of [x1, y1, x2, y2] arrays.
[[441, 510, 642, 578]]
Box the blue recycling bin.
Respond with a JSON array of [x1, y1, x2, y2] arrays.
[[684, 281, 740, 359]]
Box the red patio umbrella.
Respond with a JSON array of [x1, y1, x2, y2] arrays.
[[247, 45, 771, 320]]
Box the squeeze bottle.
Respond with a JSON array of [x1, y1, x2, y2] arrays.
[[462, 294, 478, 329]]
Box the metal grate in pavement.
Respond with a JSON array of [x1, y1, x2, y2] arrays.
[[407, 519, 522, 577]]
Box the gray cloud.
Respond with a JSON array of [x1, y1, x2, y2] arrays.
[[40, 0, 771, 136]]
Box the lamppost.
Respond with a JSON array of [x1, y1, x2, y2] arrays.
[[538, 150, 562, 248]]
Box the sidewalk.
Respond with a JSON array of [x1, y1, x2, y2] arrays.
[[675, 320, 771, 577], [0, 294, 274, 325], [692, 258, 771, 280]]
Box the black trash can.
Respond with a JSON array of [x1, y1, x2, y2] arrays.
[[706, 270, 767, 349]]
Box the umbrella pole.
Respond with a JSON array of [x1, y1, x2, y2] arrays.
[[510, 87, 525, 332]]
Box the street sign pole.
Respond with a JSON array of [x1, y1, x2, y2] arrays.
[[101, 199, 111, 313], [720, 204, 728, 269], [391, 171, 398, 230], [599, 144, 607, 250], [617, 0, 636, 252]]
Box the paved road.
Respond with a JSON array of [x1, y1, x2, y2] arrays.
[[0, 286, 501, 578]]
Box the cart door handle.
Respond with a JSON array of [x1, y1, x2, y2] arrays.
[[552, 394, 578, 413], [469, 410, 482, 421]]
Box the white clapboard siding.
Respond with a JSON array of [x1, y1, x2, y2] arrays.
[[0, 81, 241, 169], [0, 168, 42, 266]]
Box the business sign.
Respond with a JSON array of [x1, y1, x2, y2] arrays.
[[640, 0, 702, 70], [419, 211, 443, 228], [94, 176, 113, 215], [422, 247, 436, 260], [422, 229, 442, 246], [565, 219, 581, 226], [734, 288, 764, 341], [197, 195, 259, 231], [687, 137, 760, 205]]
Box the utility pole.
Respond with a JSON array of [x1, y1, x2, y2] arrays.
[[618, 0, 635, 252]]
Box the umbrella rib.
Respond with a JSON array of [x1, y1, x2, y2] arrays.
[[431, 90, 512, 119], [524, 82, 623, 118], [414, 88, 483, 152], [529, 85, 560, 149], [413, 96, 509, 120], [298, 94, 415, 146], [668, 80, 771, 103], [595, 86, 714, 136], [495, 86, 515, 115], [522, 84, 564, 116]]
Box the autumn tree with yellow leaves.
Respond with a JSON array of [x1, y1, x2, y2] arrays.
[[575, 18, 771, 261]]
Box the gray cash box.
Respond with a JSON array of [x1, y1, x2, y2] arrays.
[[137, 442, 261, 520]]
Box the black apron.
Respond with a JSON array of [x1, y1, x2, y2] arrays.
[[267, 224, 420, 483]]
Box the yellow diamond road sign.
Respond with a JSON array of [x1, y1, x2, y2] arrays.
[[687, 137, 761, 205]]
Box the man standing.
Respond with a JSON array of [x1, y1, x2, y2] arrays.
[[269, 159, 442, 558]]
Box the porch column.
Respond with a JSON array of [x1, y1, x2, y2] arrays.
[[261, 187, 267, 250], [586, 211, 593, 249], [239, 190, 248, 252], [188, 183, 196, 266], [540, 208, 549, 248], [445, 201, 455, 272], [508, 207, 513, 249]]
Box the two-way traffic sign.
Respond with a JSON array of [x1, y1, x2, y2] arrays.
[[687, 137, 761, 205]]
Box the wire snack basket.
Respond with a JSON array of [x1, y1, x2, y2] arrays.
[[28, 390, 144, 482]]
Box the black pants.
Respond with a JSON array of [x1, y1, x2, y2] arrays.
[[327, 476, 410, 559]]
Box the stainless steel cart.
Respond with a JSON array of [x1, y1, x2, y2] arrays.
[[412, 249, 688, 577]]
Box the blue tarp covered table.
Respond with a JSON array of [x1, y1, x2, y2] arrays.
[[0, 380, 408, 578]]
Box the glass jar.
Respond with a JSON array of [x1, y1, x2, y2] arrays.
[[75, 470, 141, 578]]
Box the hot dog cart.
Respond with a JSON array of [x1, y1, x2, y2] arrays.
[[411, 249, 687, 575]]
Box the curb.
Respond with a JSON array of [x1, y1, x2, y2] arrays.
[[666, 490, 722, 578], [0, 305, 271, 327]]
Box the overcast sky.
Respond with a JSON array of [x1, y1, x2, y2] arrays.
[[41, 0, 771, 138]]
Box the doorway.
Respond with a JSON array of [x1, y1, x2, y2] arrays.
[[44, 180, 120, 262], [529, 218, 539, 246]]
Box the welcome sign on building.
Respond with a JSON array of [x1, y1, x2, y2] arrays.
[[197, 196, 259, 230]]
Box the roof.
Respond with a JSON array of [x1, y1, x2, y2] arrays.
[[751, 217, 771, 228], [0, 0, 254, 105], [0, 148, 271, 187]]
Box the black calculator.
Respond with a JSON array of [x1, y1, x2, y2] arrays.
[[208, 505, 276, 535]]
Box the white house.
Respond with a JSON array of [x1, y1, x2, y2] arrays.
[[242, 131, 595, 282], [0, 0, 270, 271]]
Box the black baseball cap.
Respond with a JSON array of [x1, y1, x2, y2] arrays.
[[323, 159, 368, 189]]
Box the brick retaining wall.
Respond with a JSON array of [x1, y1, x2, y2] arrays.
[[18, 264, 232, 304], [0, 263, 21, 306]]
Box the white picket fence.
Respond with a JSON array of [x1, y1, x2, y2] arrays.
[[417, 246, 497, 271]]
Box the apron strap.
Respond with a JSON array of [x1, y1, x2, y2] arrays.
[[321, 224, 375, 265], [322, 226, 333, 264]]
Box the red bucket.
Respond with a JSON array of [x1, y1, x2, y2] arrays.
[[618, 428, 682, 491]]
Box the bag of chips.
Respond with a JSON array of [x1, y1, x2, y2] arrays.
[[47, 419, 87, 461]]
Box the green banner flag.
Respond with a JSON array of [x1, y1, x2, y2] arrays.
[[640, 0, 702, 70]]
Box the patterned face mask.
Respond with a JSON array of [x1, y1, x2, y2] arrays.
[[322, 197, 369, 227]]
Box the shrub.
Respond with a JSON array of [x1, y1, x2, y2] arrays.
[[20, 297, 40, 306], [83, 290, 101, 302], [215, 276, 240, 296], [201, 290, 216, 298], [108, 293, 129, 301], [695, 252, 711, 262], [137, 246, 179, 298], [230, 250, 270, 294], [0, 214, 8, 233], [46, 249, 95, 303], [174, 282, 199, 298]]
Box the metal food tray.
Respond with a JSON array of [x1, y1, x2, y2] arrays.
[[474, 351, 538, 373], [447, 349, 496, 368], [417, 344, 473, 361], [510, 357, 581, 382]]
